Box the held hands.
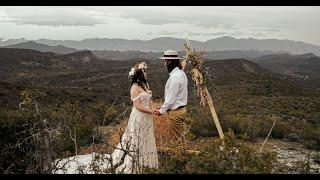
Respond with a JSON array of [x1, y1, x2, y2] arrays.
[[153, 108, 162, 116], [150, 101, 161, 116]]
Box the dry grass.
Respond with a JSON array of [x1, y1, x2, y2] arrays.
[[79, 101, 199, 156], [153, 112, 175, 150], [104, 119, 128, 150], [78, 118, 129, 155], [105, 103, 175, 150]]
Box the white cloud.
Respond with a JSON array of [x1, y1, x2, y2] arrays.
[[1, 7, 108, 26], [0, 6, 320, 45], [158, 30, 179, 35]]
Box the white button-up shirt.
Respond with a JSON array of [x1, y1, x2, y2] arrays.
[[159, 67, 188, 114]]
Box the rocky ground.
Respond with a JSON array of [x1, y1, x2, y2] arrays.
[[252, 139, 320, 174]]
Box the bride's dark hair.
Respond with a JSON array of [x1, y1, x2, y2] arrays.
[[131, 69, 149, 92]]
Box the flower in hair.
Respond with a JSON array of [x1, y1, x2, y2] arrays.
[[128, 62, 148, 77], [128, 68, 135, 76], [138, 62, 147, 70]]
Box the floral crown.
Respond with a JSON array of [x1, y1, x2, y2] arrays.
[[128, 62, 148, 77]]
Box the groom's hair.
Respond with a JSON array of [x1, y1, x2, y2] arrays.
[[166, 59, 182, 73], [131, 69, 148, 91]]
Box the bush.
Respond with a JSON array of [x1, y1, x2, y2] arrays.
[[294, 120, 320, 150], [149, 130, 278, 174], [0, 109, 42, 174]]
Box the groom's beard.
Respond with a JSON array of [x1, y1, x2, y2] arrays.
[[166, 60, 179, 73]]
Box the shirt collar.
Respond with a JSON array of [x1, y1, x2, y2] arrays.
[[169, 67, 179, 76]]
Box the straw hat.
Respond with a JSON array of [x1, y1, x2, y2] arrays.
[[158, 50, 184, 60]]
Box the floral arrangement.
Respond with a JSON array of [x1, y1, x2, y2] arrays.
[[128, 62, 148, 77], [182, 39, 208, 106], [183, 39, 225, 143]]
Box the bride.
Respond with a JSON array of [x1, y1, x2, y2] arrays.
[[111, 62, 159, 173], [54, 62, 159, 174]]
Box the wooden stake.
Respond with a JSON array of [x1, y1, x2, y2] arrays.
[[191, 68, 225, 143], [259, 116, 277, 152], [183, 39, 225, 145], [203, 87, 225, 144]]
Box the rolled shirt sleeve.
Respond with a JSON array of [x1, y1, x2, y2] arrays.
[[159, 77, 180, 114]]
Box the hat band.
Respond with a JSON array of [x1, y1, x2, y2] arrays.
[[164, 55, 178, 57]]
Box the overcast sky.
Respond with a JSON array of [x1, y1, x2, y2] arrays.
[[0, 6, 320, 45]]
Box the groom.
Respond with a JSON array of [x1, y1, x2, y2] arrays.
[[154, 50, 188, 153]]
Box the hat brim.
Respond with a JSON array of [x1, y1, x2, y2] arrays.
[[158, 57, 185, 60]]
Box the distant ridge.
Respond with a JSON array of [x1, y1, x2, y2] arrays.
[[3, 41, 79, 54], [1, 36, 320, 55], [92, 49, 285, 61]]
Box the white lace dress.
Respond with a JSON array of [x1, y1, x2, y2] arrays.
[[53, 90, 159, 174], [112, 90, 159, 173]]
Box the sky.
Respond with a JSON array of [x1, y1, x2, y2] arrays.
[[0, 6, 320, 45]]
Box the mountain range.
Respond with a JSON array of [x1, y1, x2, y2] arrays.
[[92, 49, 287, 61], [1, 36, 320, 56], [0, 47, 313, 91], [2, 41, 78, 54], [1, 41, 285, 60], [0, 46, 319, 89], [1, 41, 320, 88]]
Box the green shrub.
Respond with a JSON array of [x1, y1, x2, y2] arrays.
[[150, 130, 278, 174], [0, 109, 39, 174]]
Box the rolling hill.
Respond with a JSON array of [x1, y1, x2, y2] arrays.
[[2, 41, 79, 54], [0, 48, 106, 82], [252, 53, 320, 88]]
